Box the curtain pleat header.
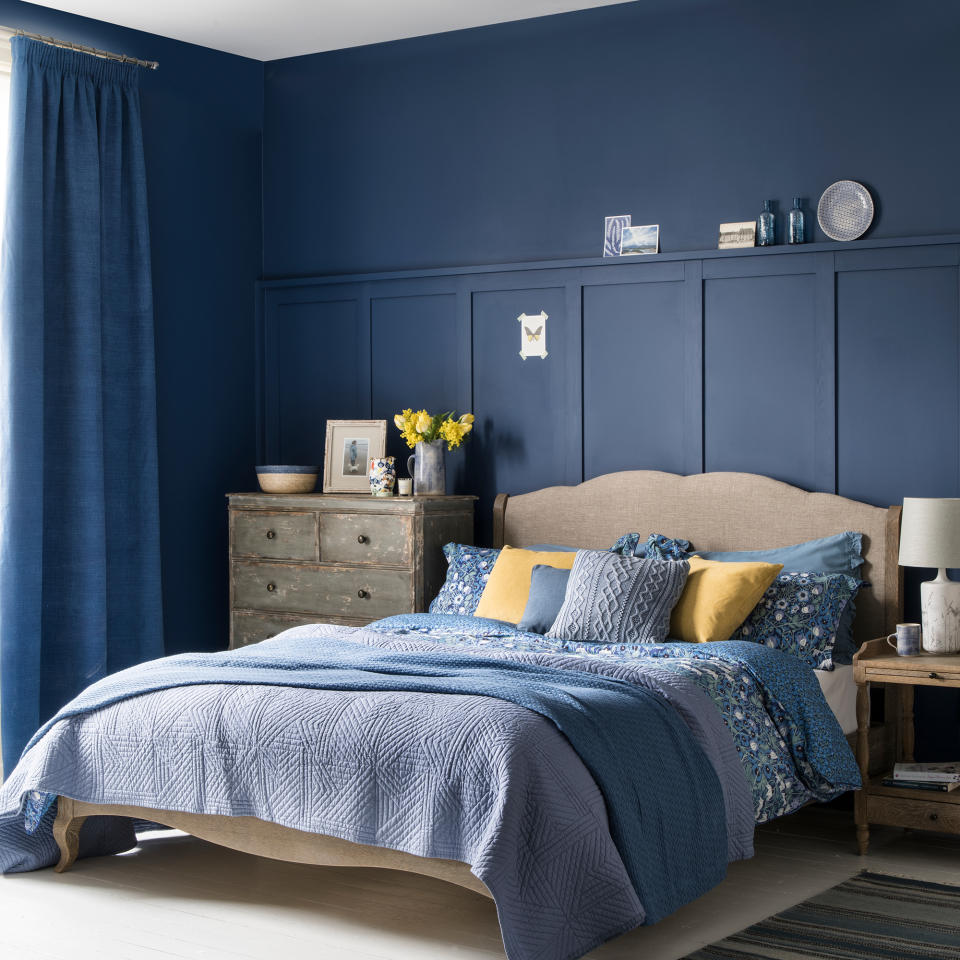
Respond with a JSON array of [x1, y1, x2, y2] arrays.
[[12, 35, 140, 88]]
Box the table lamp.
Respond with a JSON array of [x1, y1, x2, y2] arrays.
[[899, 497, 960, 654]]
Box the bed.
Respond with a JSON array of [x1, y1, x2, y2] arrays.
[[0, 470, 902, 960]]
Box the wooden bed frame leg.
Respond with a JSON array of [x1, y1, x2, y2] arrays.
[[854, 680, 870, 856], [52, 797, 86, 873]]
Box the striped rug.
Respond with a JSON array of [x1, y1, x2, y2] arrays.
[[684, 872, 960, 959]]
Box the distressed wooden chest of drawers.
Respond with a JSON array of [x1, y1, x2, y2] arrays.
[[228, 493, 476, 648]]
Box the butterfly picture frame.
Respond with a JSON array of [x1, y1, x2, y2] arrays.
[[518, 311, 548, 359]]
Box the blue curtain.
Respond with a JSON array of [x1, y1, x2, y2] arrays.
[[0, 38, 164, 773]]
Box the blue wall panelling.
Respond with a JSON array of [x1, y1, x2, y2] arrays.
[[261, 283, 369, 465], [702, 252, 836, 493], [582, 261, 689, 479]]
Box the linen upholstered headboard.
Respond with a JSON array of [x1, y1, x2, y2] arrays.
[[492, 471, 902, 649]]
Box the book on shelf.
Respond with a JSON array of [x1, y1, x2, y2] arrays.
[[892, 762, 960, 783], [883, 777, 959, 793]]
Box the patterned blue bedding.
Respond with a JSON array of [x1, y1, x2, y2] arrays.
[[368, 614, 861, 821]]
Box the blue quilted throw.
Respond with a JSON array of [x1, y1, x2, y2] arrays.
[[0, 624, 755, 960]]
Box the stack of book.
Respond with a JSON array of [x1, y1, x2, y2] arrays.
[[883, 762, 960, 792]]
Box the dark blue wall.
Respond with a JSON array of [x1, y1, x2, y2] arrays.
[[262, 0, 960, 277], [260, 0, 960, 758], [4, 0, 263, 655]]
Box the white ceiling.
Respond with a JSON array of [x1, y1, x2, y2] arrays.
[[24, 1, 630, 61]]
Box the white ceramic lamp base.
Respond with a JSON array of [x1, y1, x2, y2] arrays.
[[920, 570, 960, 654]]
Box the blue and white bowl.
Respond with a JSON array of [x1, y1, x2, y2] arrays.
[[255, 465, 319, 494]]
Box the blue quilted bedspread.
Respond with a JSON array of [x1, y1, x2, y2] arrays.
[[0, 615, 857, 960]]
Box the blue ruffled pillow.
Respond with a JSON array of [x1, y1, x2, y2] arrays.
[[429, 544, 501, 616], [610, 533, 693, 559], [733, 571, 863, 670]]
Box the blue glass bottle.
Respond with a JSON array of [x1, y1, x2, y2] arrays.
[[788, 197, 805, 244], [757, 200, 775, 246]]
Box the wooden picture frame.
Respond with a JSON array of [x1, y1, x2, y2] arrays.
[[322, 419, 387, 493]]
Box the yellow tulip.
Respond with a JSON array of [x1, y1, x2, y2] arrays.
[[393, 414, 405, 430], [459, 413, 474, 425], [415, 411, 432, 434]]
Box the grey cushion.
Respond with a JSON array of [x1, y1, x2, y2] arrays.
[[517, 565, 571, 634], [547, 550, 689, 645]]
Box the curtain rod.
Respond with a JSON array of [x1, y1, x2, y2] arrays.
[[7, 27, 158, 70]]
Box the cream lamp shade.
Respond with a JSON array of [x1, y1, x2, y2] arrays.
[[899, 498, 960, 569], [899, 497, 960, 655]]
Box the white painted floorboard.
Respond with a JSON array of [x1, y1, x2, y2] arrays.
[[2, 807, 959, 959]]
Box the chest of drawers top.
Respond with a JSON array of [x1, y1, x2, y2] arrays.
[[228, 492, 476, 560]]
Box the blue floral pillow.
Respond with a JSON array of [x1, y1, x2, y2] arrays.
[[733, 571, 863, 670], [429, 544, 500, 616], [610, 533, 693, 560], [645, 534, 693, 561], [610, 533, 642, 556]]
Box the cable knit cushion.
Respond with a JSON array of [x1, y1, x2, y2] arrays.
[[546, 550, 689, 645]]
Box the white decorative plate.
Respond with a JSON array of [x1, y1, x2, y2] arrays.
[[817, 180, 874, 241]]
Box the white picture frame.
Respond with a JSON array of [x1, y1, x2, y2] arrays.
[[620, 224, 660, 255], [603, 214, 631, 256], [718, 221, 757, 249], [323, 419, 387, 493]]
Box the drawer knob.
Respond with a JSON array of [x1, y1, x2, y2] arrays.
[[266, 582, 277, 593], [929, 672, 940, 680], [357, 589, 369, 599], [265, 530, 276, 540], [930, 812, 940, 822], [357, 534, 369, 544]]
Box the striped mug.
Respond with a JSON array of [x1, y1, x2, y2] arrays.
[[887, 622, 921, 657]]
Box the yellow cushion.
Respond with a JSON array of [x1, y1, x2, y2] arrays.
[[473, 546, 577, 624], [670, 556, 783, 643]]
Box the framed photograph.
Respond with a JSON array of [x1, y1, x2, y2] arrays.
[[603, 214, 631, 256], [718, 221, 756, 249], [620, 224, 660, 256], [323, 419, 387, 493]]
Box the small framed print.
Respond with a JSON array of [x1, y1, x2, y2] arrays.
[[323, 419, 387, 493], [718, 221, 756, 249], [603, 214, 631, 256], [620, 224, 660, 255]]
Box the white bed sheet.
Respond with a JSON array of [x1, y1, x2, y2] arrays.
[[815, 664, 856, 735]]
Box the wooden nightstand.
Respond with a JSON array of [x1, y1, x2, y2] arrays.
[[853, 638, 960, 854]]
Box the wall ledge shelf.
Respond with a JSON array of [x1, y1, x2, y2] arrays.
[[258, 232, 960, 288]]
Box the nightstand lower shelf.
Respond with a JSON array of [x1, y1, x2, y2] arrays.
[[865, 776, 960, 835]]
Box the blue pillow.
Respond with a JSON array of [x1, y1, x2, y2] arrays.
[[733, 571, 863, 670], [429, 544, 500, 616], [694, 531, 865, 665], [695, 532, 863, 574], [517, 565, 571, 634]]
